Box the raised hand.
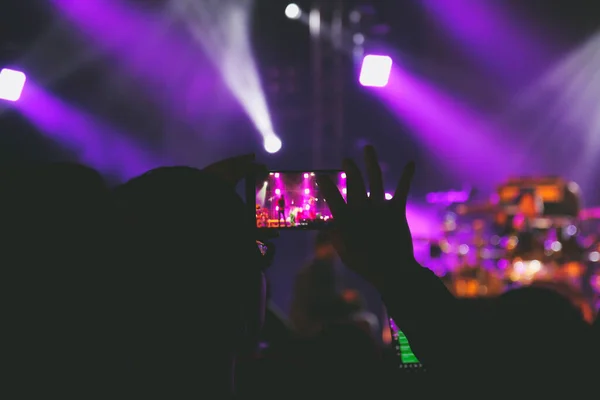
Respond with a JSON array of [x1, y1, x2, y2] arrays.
[[316, 145, 417, 293]]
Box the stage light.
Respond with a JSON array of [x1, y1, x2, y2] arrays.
[[274, 172, 280, 178], [275, 188, 281, 195], [264, 135, 282, 153], [304, 188, 310, 195], [303, 173, 309, 179], [285, 3, 301, 20], [359, 55, 392, 88], [0, 68, 26, 102], [366, 191, 394, 200], [340, 172, 346, 179], [353, 33, 365, 45]]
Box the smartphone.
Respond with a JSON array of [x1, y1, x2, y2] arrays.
[[251, 170, 345, 230], [389, 318, 424, 370]]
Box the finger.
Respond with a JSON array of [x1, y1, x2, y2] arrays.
[[364, 145, 384, 203], [393, 161, 415, 210], [316, 174, 346, 219], [343, 158, 368, 206]]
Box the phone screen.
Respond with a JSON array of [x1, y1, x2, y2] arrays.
[[389, 318, 423, 369], [255, 170, 345, 230]]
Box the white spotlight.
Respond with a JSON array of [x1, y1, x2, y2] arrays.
[[285, 3, 302, 20], [264, 135, 282, 153]]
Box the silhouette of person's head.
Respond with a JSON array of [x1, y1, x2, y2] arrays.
[[1, 163, 114, 397], [314, 230, 335, 261], [492, 286, 592, 389], [594, 313, 600, 357], [113, 166, 265, 397], [342, 289, 364, 311], [306, 322, 381, 396]]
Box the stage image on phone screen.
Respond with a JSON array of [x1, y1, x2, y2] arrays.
[[255, 171, 345, 229], [389, 318, 423, 369]]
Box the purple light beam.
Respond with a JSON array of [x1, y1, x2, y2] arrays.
[[377, 66, 537, 189], [50, 0, 215, 121], [15, 82, 162, 180], [421, 0, 555, 83]]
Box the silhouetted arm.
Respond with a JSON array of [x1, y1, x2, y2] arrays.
[[380, 262, 490, 377]]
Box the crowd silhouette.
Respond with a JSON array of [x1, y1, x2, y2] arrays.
[[1, 147, 597, 399]]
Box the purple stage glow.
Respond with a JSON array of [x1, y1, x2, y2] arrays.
[[426, 189, 470, 204], [406, 203, 439, 241], [0, 68, 27, 102], [359, 55, 393, 88]]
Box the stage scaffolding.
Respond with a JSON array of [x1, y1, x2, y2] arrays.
[[309, 0, 345, 169]]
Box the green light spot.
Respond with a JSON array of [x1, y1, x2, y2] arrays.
[[397, 329, 420, 364]]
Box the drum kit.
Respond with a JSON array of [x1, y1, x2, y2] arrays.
[[419, 177, 600, 310]]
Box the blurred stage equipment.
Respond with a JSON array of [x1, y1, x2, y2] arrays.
[[417, 176, 598, 309]]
